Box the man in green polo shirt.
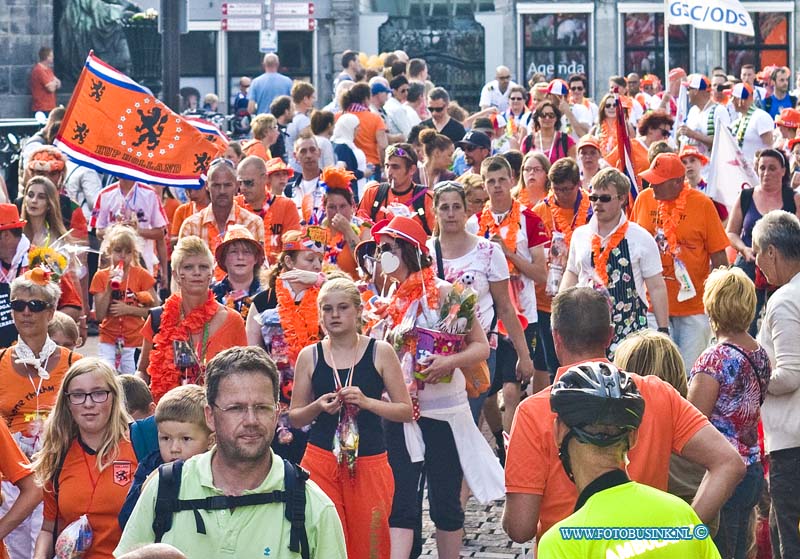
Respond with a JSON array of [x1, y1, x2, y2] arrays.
[[115, 347, 346, 558], [538, 361, 721, 559]]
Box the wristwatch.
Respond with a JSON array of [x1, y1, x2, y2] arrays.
[[657, 327, 670, 334]]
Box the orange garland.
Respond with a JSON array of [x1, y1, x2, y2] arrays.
[[478, 200, 522, 274], [275, 279, 321, 364], [656, 185, 690, 259], [597, 120, 618, 155], [545, 192, 591, 248], [591, 221, 630, 285], [385, 267, 439, 327]]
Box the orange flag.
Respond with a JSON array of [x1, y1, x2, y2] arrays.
[[55, 52, 226, 188]]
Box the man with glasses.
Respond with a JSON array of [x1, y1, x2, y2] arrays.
[[561, 168, 668, 352], [480, 65, 518, 113], [116, 346, 347, 558], [677, 74, 731, 158], [568, 73, 598, 124], [179, 160, 265, 280], [421, 87, 465, 145], [235, 156, 300, 259], [456, 131, 492, 181]]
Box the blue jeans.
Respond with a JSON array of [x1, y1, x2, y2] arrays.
[[715, 461, 764, 559]]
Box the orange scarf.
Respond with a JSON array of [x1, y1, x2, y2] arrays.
[[276, 279, 321, 364], [478, 200, 522, 274], [545, 191, 591, 248], [657, 186, 690, 259], [591, 221, 630, 285], [385, 268, 439, 328]]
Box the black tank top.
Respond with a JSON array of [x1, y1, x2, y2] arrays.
[[308, 338, 385, 456]]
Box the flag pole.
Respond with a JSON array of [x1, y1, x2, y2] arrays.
[[663, 0, 670, 83]]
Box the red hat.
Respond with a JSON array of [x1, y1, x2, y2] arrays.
[[266, 157, 294, 177], [372, 215, 429, 254], [0, 204, 26, 231], [679, 145, 709, 166], [214, 225, 265, 273], [776, 108, 800, 128], [788, 138, 800, 151], [546, 79, 569, 97], [640, 153, 686, 185]]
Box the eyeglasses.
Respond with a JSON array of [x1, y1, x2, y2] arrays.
[[539, 113, 557, 119], [553, 184, 578, 194], [429, 106, 445, 113], [570, 86, 584, 91], [213, 403, 277, 420], [588, 194, 618, 203], [237, 178, 256, 188], [509, 97, 525, 101], [67, 390, 111, 405], [524, 166, 545, 174], [10, 299, 52, 313]]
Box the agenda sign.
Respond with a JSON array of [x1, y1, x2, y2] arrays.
[[666, 0, 754, 37]]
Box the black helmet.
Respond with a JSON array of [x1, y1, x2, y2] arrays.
[[550, 362, 645, 481]]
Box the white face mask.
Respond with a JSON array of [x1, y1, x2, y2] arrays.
[[380, 251, 400, 275]]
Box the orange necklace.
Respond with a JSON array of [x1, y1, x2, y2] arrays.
[[545, 191, 591, 248], [515, 186, 543, 209], [478, 200, 522, 274], [275, 279, 321, 364], [591, 220, 630, 285], [386, 268, 439, 327], [656, 185, 690, 259], [598, 120, 618, 155]]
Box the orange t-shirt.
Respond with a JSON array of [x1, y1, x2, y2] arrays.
[[0, 347, 80, 438], [631, 186, 730, 316], [90, 266, 156, 347], [44, 438, 137, 559], [170, 201, 207, 239], [235, 194, 302, 259], [30, 63, 56, 112], [58, 274, 84, 311], [357, 183, 435, 234], [505, 361, 709, 540], [163, 196, 180, 226], [242, 139, 271, 162], [351, 111, 386, 165], [532, 194, 591, 313]]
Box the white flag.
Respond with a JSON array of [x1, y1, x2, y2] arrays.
[[706, 124, 759, 212], [666, 0, 754, 37]]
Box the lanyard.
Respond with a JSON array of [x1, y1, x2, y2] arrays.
[[327, 338, 358, 391], [81, 446, 100, 514]]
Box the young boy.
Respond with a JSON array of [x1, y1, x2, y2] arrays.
[[119, 385, 213, 529], [119, 375, 156, 420], [48, 311, 82, 350]]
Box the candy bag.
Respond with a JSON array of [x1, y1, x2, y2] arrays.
[[55, 514, 93, 558]]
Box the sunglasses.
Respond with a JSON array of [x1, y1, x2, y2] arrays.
[[509, 97, 525, 101], [429, 106, 445, 113], [570, 86, 584, 91], [539, 113, 557, 119], [605, 102, 617, 109], [237, 178, 256, 188], [10, 299, 52, 313], [588, 194, 617, 203], [379, 243, 399, 254]]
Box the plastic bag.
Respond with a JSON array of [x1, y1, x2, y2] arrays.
[[55, 514, 93, 558]]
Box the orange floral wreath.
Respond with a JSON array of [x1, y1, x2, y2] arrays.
[[657, 185, 689, 259], [149, 290, 219, 402], [275, 279, 321, 364], [591, 221, 630, 285], [478, 200, 521, 274], [546, 192, 591, 248], [385, 267, 439, 327]]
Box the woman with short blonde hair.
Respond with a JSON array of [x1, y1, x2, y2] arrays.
[[614, 329, 688, 397]]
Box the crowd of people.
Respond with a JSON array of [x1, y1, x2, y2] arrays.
[[0, 46, 799, 559]]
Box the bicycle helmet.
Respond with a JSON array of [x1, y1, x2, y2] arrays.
[[550, 361, 645, 481]]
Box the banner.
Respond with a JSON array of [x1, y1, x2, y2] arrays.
[[666, 0, 754, 37], [55, 52, 226, 189], [614, 96, 639, 200], [705, 124, 758, 212]]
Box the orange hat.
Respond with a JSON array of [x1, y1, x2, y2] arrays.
[[640, 75, 655, 86], [0, 204, 26, 231], [679, 145, 709, 166], [372, 215, 429, 254], [282, 227, 327, 253], [788, 138, 800, 151], [640, 153, 686, 185], [265, 157, 294, 177], [27, 145, 67, 173], [577, 135, 602, 153], [214, 225, 265, 273], [776, 108, 800, 128]]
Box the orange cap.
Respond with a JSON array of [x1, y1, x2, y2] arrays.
[[640, 153, 686, 184], [776, 108, 800, 128], [679, 145, 709, 166], [577, 135, 602, 153]]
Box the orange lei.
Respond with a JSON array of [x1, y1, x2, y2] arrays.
[[657, 185, 690, 259], [386, 267, 439, 327], [275, 279, 321, 364], [516, 187, 542, 209], [591, 221, 630, 285], [478, 200, 522, 274], [546, 192, 591, 248], [597, 120, 618, 155], [149, 291, 219, 402]]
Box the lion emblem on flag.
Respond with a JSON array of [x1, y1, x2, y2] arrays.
[[133, 107, 169, 150]]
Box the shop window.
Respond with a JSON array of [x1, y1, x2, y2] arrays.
[[180, 32, 217, 77], [521, 13, 590, 82], [727, 12, 789, 74], [228, 31, 313, 82], [623, 13, 690, 79]]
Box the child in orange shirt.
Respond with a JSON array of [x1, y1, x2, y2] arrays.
[[90, 225, 157, 374]]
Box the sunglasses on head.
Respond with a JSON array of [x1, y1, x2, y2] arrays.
[[10, 299, 52, 313], [588, 194, 617, 203], [210, 157, 235, 169], [429, 106, 445, 113]]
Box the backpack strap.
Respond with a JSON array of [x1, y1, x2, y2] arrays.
[[67, 350, 75, 366], [782, 186, 797, 214], [149, 306, 164, 336], [411, 185, 432, 236], [739, 187, 755, 218], [433, 238, 445, 281], [51, 451, 69, 557], [153, 460, 184, 543], [283, 459, 310, 559], [560, 131, 568, 158], [370, 183, 391, 222]]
